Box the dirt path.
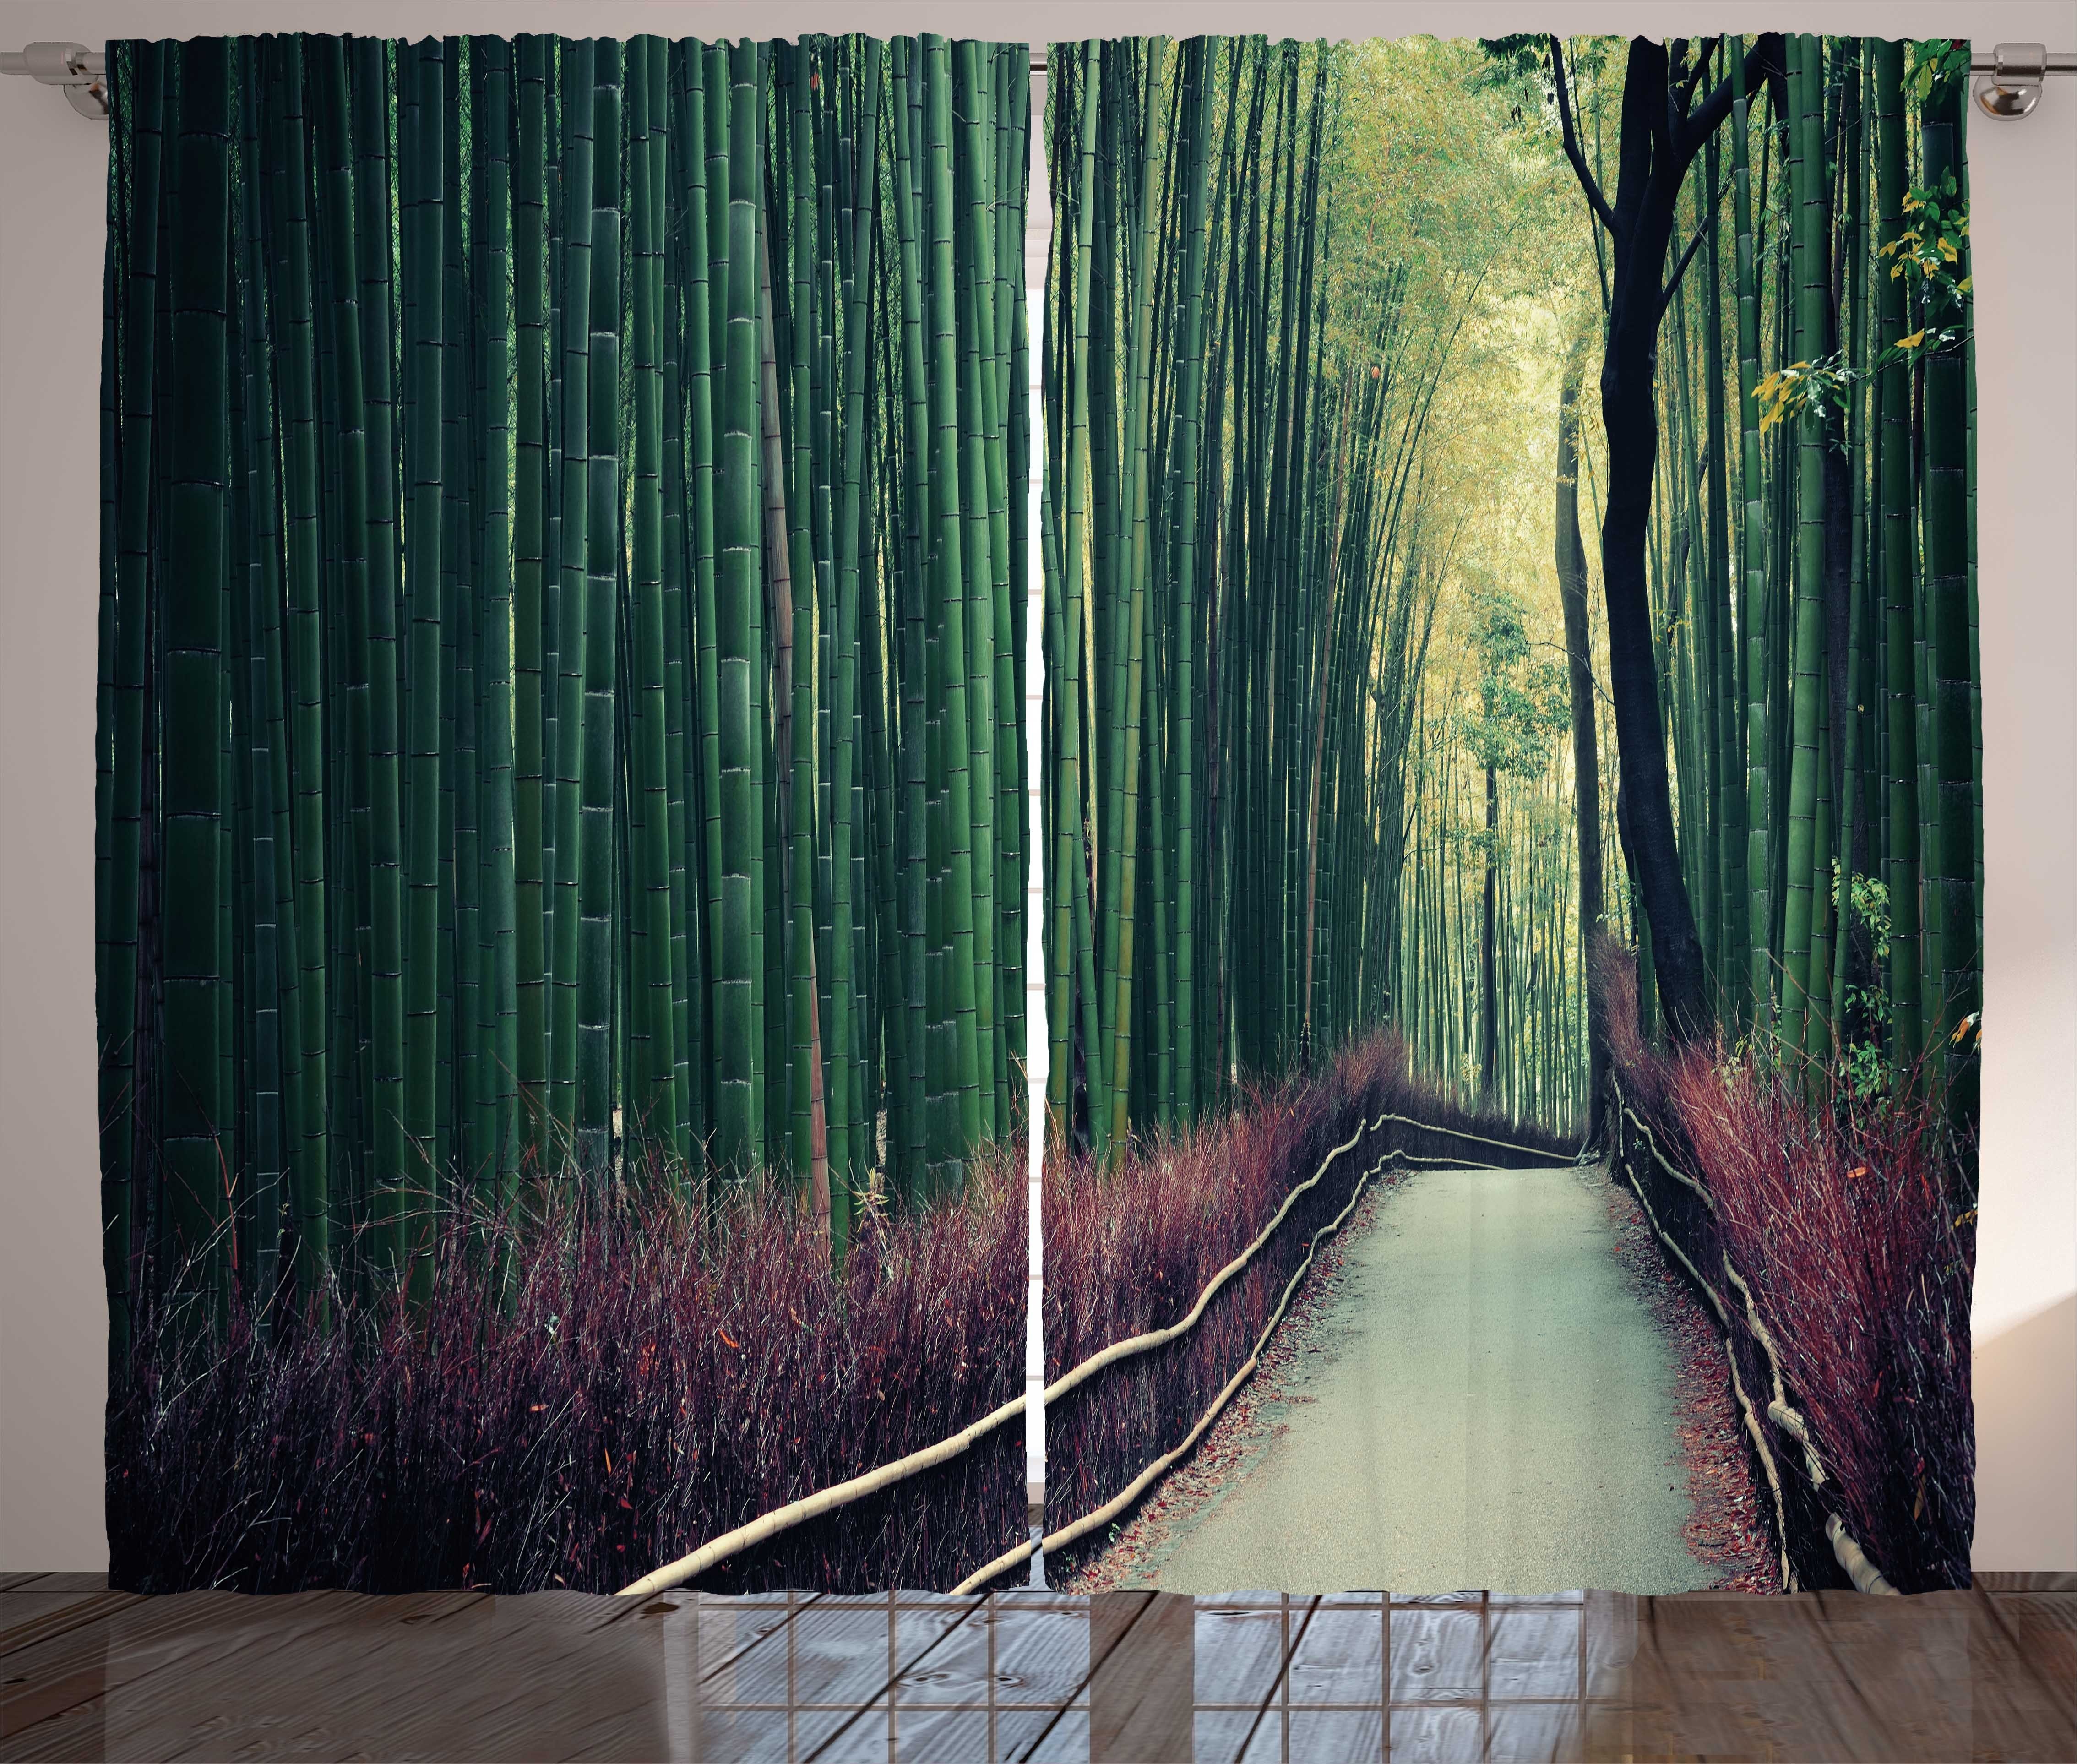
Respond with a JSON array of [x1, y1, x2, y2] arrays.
[[1085, 1164, 1728, 1595]]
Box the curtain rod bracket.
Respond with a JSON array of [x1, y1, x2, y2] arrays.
[[1971, 42, 2077, 119], [1, 42, 108, 118]]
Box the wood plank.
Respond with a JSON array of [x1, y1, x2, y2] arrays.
[[0, 1579, 2063, 1760], [1624, 1590, 1982, 1764], [662, 1590, 810, 1759], [8, 1587, 675, 1763], [1967, 1586, 2077, 1764], [1191, 1596, 1296, 1712], [317, 1590, 667, 1762], [895, 1596, 1093, 1764], [676, 1589, 816, 1691], [4, 1591, 475, 1752], [1017, 1704, 1092, 1762], [5, 1591, 326, 1758], [732, 1593, 953, 1710], [4, 1590, 252, 1739], [669, 1593, 994, 1764], [1091, 1590, 1194, 1764], [2, 1590, 147, 1657], [985, 1596, 1092, 1709], [1388, 1601, 1485, 1702], [1976, 1570, 2077, 1594], [1284, 1599, 1381, 1707]]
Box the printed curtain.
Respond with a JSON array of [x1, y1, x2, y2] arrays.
[[97, 33, 1034, 1597], [1035, 33, 1979, 1600], [96, 26, 1984, 1614]]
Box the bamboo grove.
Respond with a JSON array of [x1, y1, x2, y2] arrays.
[[95, 33, 1032, 1351], [1575, 35, 1980, 1115], [1041, 34, 1981, 1160], [1041, 36, 1595, 1150]]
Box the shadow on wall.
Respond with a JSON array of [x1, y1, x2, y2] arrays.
[[1973, 1293, 2077, 1572]]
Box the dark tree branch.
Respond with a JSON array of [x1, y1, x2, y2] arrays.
[[1647, 39, 1676, 155], [1549, 35, 1620, 237], [1765, 54, 1790, 130], [1682, 33, 1784, 168], [1665, 39, 1689, 145], [1586, 31, 1786, 1050], [1675, 38, 1717, 115], [1658, 168, 1730, 319]]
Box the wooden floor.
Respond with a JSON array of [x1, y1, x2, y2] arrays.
[[2, 1572, 2068, 1761]]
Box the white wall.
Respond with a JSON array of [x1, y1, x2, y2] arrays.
[[4, 0, 2072, 1574]]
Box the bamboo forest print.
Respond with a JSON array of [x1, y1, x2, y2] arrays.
[[96, 28, 1983, 1612], [97, 35, 1037, 1595], [1040, 35, 1980, 1599]]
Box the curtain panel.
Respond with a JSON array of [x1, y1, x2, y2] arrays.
[[97, 32, 1033, 1597], [95, 25, 1986, 1612], [1035, 33, 1980, 1601]]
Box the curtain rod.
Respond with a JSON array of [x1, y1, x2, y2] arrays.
[[6, 40, 2073, 123]]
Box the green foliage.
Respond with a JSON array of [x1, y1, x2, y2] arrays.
[[1881, 175, 1970, 321], [99, 34, 1031, 1337], [1832, 866, 1891, 967], [1907, 38, 1971, 105], [1472, 36, 1547, 87], [1754, 356, 1854, 436], [1832, 866, 1895, 1100], [1465, 583, 1570, 778], [1473, 34, 1612, 93], [1756, 175, 1968, 437]]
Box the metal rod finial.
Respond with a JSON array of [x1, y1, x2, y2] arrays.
[[0, 42, 108, 118], [1971, 42, 2077, 119]]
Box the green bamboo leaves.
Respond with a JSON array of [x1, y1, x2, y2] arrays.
[[98, 33, 1029, 1343]]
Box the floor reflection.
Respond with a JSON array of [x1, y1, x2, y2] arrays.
[[659, 1590, 1088, 1763], [1188, 1591, 1622, 1764], [2, 1571, 2067, 1761]]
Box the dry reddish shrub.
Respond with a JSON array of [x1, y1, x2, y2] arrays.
[[1599, 942, 1976, 1590], [109, 1160, 1026, 1595]]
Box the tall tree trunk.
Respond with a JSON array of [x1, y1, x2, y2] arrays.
[[575, 44, 623, 1178], [1729, 42, 1773, 1035], [1700, 131, 1745, 1026], [1871, 40, 1921, 1067], [1920, 74, 1977, 1120], [1479, 761, 1499, 1096], [1552, 33, 1783, 1047], [1779, 32, 1830, 1067], [714, 40, 765, 1179], [1101, 36, 1166, 1161], [401, 40, 446, 1281], [764, 57, 828, 1232], [1819, 44, 1856, 819], [512, 37, 550, 1165], [163, 38, 233, 1314], [1555, 329, 1606, 1140]]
